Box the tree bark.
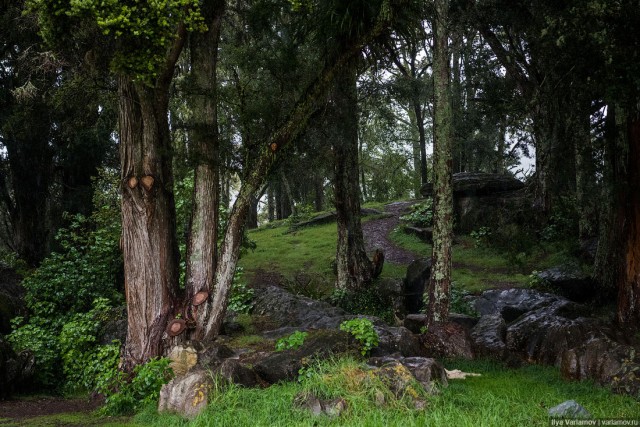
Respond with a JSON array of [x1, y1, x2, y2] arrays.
[[184, 0, 225, 339], [426, 0, 453, 328], [331, 59, 373, 292], [119, 77, 181, 370], [615, 112, 640, 325]]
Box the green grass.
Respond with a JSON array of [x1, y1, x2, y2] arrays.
[[241, 222, 337, 281], [241, 207, 581, 297], [1, 412, 139, 427], [132, 357, 640, 427]]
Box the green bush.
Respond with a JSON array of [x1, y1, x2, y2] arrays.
[[99, 357, 174, 415], [400, 199, 433, 227], [8, 169, 123, 389], [8, 316, 61, 387], [339, 318, 379, 356], [275, 331, 308, 351], [330, 287, 394, 324], [228, 267, 254, 313]]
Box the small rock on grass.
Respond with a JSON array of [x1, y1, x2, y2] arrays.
[[548, 400, 591, 419]]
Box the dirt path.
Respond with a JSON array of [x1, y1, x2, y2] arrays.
[[0, 396, 103, 424], [362, 201, 421, 264]]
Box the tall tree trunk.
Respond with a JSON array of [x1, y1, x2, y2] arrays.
[[184, 0, 225, 339], [426, 0, 453, 327], [119, 78, 180, 370], [332, 60, 373, 291], [197, 10, 395, 341], [615, 112, 640, 325]]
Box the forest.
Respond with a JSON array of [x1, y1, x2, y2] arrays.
[[1, 0, 640, 425]]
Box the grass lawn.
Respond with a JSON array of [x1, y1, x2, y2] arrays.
[[133, 357, 640, 427]]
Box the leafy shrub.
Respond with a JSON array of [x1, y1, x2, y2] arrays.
[[449, 283, 477, 317], [275, 331, 308, 351], [59, 298, 117, 392], [228, 267, 254, 313], [8, 316, 61, 387], [400, 199, 433, 227], [8, 169, 123, 389], [99, 357, 174, 415], [470, 227, 492, 248], [340, 318, 379, 356], [330, 288, 394, 324]]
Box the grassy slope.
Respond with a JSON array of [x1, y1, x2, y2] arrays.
[[240, 203, 572, 294]]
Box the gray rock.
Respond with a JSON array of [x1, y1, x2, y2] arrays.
[[294, 392, 347, 417], [371, 326, 424, 357], [254, 330, 355, 384], [253, 286, 347, 330], [548, 400, 591, 418], [474, 288, 562, 322], [403, 226, 433, 242], [216, 359, 260, 387], [404, 258, 431, 314], [421, 173, 528, 233], [506, 300, 601, 366], [534, 265, 598, 303], [471, 314, 507, 359], [158, 369, 212, 418]]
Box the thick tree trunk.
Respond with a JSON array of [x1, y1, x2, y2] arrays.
[[119, 78, 180, 370], [331, 60, 373, 292], [426, 0, 453, 327], [616, 113, 640, 325], [184, 0, 225, 339]]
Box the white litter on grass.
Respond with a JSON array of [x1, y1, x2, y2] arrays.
[[446, 369, 482, 379]]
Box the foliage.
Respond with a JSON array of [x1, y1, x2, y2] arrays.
[[469, 227, 492, 248], [100, 357, 174, 415], [7, 170, 122, 388], [284, 204, 315, 232], [8, 316, 61, 387], [27, 0, 206, 82], [400, 199, 433, 227], [275, 331, 308, 352], [339, 318, 379, 356], [449, 283, 477, 317], [330, 287, 394, 323], [540, 197, 579, 242], [58, 298, 118, 392], [228, 267, 254, 314]]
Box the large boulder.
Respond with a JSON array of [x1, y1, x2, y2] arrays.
[[252, 286, 347, 330], [158, 369, 212, 419], [533, 265, 599, 303], [253, 329, 355, 384], [470, 314, 507, 360], [421, 172, 529, 233], [404, 258, 431, 314], [372, 326, 423, 357]]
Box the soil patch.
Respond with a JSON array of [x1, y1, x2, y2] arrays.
[[0, 396, 102, 421]]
